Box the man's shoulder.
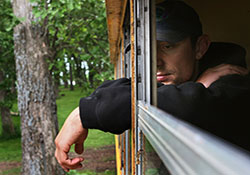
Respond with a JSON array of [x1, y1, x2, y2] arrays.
[[209, 74, 250, 99], [199, 42, 247, 72]]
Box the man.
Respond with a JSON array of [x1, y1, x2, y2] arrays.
[[55, 0, 250, 172]]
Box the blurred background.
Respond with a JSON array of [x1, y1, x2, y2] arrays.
[[0, 0, 116, 174]]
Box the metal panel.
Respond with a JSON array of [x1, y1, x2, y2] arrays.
[[144, 0, 152, 103], [150, 0, 157, 106], [138, 101, 250, 175], [135, 0, 159, 175], [125, 130, 130, 174]]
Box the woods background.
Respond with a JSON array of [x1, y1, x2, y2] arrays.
[[0, 0, 114, 174]]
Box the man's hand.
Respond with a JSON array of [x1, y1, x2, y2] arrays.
[[197, 64, 249, 88], [55, 107, 88, 172]]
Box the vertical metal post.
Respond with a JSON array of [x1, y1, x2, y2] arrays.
[[150, 0, 157, 106], [134, 0, 157, 175], [125, 130, 130, 174], [130, 0, 136, 174]]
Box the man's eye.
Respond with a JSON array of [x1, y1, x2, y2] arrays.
[[164, 45, 172, 49]]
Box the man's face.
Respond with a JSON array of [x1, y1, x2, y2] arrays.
[[157, 37, 198, 85]]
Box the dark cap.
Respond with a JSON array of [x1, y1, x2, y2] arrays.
[[156, 0, 202, 43]]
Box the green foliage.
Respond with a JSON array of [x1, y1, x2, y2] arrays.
[[0, 0, 18, 109], [0, 103, 21, 140], [31, 0, 114, 90]]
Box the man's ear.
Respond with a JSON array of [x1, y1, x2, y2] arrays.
[[195, 34, 211, 60]]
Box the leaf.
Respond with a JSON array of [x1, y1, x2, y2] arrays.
[[34, 11, 42, 18], [17, 17, 26, 22], [81, 55, 92, 61], [68, 1, 74, 11]]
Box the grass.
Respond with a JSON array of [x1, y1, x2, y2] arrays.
[[56, 86, 114, 149], [84, 130, 114, 149], [0, 86, 115, 174], [102, 155, 116, 162], [0, 138, 22, 162], [0, 167, 21, 175], [56, 87, 88, 128], [0, 102, 22, 162]]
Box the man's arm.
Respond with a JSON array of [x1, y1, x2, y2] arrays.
[[157, 64, 249, 124], [196, 64, 248, 88], [54, 64, 250, 171], [55, 107, 88, 172], [79, 78, 131, 134], [76, 65, 249, 134]]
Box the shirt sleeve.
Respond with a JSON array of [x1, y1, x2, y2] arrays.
[[158, 74, 250, 134], [79, 78, 131, 134], [159, 74, 250, 151], [79, 74, 250, 142]]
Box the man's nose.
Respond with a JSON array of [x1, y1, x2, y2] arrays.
[[157, 53, 164, 68]]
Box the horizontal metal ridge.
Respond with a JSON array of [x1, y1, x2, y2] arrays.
[[138, 101, 250, 175]]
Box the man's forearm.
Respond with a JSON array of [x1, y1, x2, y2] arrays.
[[55, 107, 88, 172]]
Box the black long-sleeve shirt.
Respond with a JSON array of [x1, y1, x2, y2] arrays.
[[79, 42, 250, 151], [79, 74, 250, 151]]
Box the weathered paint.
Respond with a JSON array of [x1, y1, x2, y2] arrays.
[[105, 0, 124, 63], [130, 0, 136, 174], [114, 60, 117, 80], [121, 29, 125, 78], [123, 133, 126, 174], [115, 135, 122, 175]]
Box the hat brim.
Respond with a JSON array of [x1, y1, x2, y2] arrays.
[[156, 30, 188, 44]]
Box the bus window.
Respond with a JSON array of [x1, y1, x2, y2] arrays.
[[108, 0, 250, 174]]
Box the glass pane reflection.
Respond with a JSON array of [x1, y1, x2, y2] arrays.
[[144, 138, 171, 175]]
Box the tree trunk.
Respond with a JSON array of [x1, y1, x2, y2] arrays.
[[82, 67, 88, 83], [62, 63, 68, 88], [88, 61, 95, 88], [12, 1, 64, 174], [73, 55, 82, 87], [69, 61, 74, 91], [0, 107, 15, 136], [53, 68, 60, 98], [0, 70, 15, 136]]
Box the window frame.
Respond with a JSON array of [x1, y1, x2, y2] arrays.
[[113, 0, 250, 174]]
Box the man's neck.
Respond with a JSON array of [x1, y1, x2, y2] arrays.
[[190, 62, 200, 82]]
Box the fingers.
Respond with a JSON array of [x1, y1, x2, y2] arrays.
[[54, 107, 89, 172], [54, 137, 84, 172], [197, 64, 249, 88], [55, 148, 84, 172], [231, 65, 249, 75], [75, 142, 84, 154], [216, 64, 249, 76], [74, 130, 88, 154], [60, 157, 84, 172]]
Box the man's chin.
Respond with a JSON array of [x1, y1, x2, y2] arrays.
[[161, 81, 175, 85], [157, 76, 177, 85], [156, 79, 175, 85]]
